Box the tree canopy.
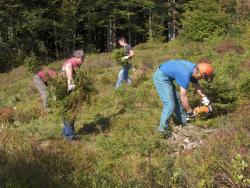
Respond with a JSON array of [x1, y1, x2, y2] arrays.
[[0, 0, 249, 72]]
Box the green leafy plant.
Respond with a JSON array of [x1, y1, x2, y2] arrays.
[[180, 0, 230, 42], [232, 154, 250, 186], [239, 73, 250, 99], [48, 70, 97, 122], [112, 48, 128, 66], [200, 75, 237, 113], [24, 53, 40, 74]]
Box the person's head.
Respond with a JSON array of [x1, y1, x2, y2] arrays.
[[193, 61, 214, 83], [118, 37, 127, 47], [73, 49, 85, 61]]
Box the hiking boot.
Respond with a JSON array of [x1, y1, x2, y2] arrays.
[[159, 130, 173, 139]]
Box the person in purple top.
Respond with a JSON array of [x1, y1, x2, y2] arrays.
[[153, 59, 214, 138]]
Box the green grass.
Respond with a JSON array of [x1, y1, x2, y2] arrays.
[[0, 31, 250, 187]]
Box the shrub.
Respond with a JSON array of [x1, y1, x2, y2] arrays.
[[239, 73, 250, 99], [24, 53, 40, 74], [200, 75, 237, 113]]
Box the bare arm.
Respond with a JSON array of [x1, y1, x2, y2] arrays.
[[180, 87, 192, 112], [193, 82, 206, 98], [65, 63, 73, 81], [128, 49, 134, 58]]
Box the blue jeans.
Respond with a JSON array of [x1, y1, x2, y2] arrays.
[[62, 120, 76, 140], [115, 64, 132, 88], [153, 68, 187, 132]]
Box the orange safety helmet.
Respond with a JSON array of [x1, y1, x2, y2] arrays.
[[197, 63, 214, 83]]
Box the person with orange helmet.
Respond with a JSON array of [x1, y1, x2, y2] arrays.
[[153, 59, 214, 138]]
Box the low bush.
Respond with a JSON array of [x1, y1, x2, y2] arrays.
[[200, 75, 237, 113], [24, 53, 40, 74]]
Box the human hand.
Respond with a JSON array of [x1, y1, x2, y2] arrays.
[[202, 96, 210, 105], [68, 84, 75, 92], [121, 56, 129, 61], [67, 80, 75, 92]]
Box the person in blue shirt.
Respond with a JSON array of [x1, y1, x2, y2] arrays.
[[153, 59, 214, 138]]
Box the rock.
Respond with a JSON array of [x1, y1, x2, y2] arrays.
[[203, 129, 214, 134], [183, 138, 190, 144], [39, 141, 50, 150], [14, 121, 21, 126], [168, 124, 217, 153], [185, 142, 199, 150]]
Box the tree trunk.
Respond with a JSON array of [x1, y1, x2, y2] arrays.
[[107, 19, 112, 52], [168, 0, 176, 40], [111, 21, 116, 49], [149, 8, 153, 41], [172, 0, 176, 40], [127, 6, 131, 44]]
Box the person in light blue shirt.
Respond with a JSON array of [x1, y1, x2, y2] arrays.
[[153, 59, 214, 138]]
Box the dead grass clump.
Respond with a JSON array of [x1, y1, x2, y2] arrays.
[[213, 172, 235, 188], [242, 59, 250, 70], [0, 107, 15, 124], [15, 106, 42, 123], [215, 41, 245, 55]]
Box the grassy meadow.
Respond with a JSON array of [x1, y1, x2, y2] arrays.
[[0, 30, 250, 187]]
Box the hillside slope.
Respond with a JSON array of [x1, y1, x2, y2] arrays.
[[0, 35, 249, 187]]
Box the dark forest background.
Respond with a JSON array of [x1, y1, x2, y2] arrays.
[[0, 0, 249, 71]]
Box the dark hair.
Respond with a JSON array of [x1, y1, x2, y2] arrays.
[[118, 37, 126, 43]]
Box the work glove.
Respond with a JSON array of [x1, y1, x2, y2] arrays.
[[121, 56, 129, 62], [185, 111, 196, 121], [67, 80, 75, 92], [202, 96, 210, 106]]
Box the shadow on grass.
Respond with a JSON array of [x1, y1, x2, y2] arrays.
[[77, 108, 126, 135], [0, 146, 76, 188]]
